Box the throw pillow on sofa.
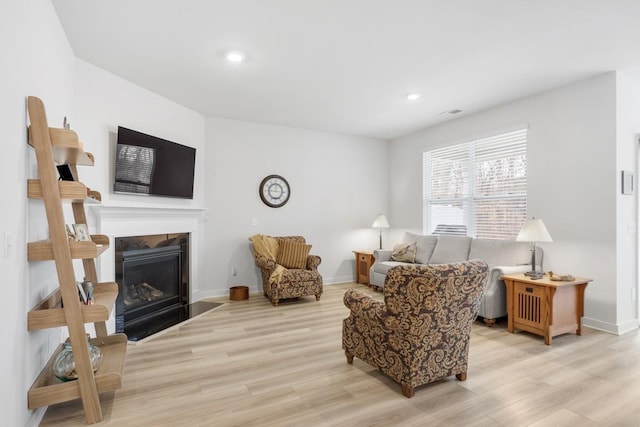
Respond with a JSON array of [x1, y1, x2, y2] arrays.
[[276, 240, 311, 269], [390, 241, 417, 262]]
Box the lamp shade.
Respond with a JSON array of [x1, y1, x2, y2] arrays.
[[516, 218, 553, 242], [372, 214, 390, 229]]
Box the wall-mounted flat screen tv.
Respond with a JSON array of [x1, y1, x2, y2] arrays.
[[114, 126, 196, 199]]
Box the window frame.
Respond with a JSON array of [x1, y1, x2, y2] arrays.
[[422, 127, 528, 239]]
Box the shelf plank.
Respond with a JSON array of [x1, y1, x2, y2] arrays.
[[28, 282, 118, 331], [87, 189, 102, 203], [28, 334, 128, 409], [28, 234, 109, 261], [28, 180, 87, 202], [28, 126, 94, 166], [28, 179, 102, 203]]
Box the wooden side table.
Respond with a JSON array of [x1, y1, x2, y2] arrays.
[[502, 273, 591, 345], [353, 250, 375, 285]]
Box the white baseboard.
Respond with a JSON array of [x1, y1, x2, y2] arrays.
[[583, 317, 639, 335]]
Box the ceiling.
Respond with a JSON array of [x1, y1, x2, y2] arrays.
[[52, 0, 640, 140]]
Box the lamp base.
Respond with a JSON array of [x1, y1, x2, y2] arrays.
[[524, 271, 544, 280]]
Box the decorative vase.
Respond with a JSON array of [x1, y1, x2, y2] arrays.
[[53, 334, 103, 382]]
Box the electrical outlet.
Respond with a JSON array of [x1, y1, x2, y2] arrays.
[[4, 232, 14, 259], [251, 218, 258, 226], [231, 266, 237, 276], [632, 288, 637, 301]]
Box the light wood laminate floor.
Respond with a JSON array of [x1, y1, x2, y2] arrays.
[[41, 283, 640, 426]]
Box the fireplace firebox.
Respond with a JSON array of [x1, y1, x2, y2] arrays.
[[115, 233, 189, 341]]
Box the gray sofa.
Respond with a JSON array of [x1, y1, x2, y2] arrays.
[[369, 232, 536, 325]]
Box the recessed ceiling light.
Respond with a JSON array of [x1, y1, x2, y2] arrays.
[[225, 50, 247, 63], [406, 93, 422, 101]]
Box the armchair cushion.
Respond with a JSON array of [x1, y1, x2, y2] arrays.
[[276, 240, 311, 269]]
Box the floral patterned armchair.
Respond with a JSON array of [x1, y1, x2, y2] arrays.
[[342, 260, 488, 397], [251, 235, 323, 306]]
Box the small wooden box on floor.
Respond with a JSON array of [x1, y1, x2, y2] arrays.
[[230, 286, 249, 300], [502, 273, 591, 345]]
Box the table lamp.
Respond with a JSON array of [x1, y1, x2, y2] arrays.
[[372, 214, 390, 249], [515, 217, 552, 279]]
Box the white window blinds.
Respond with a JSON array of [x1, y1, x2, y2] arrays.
[[423, 128, 527, 239]]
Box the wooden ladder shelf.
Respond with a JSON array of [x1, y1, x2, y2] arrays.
[[26, 96, 126, 424]]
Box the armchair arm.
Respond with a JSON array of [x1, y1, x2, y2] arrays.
[[373, 249, 392, 262], [306, 254, 321, 270], [254, 254, 277, 273], [344, 289, 395, 331]]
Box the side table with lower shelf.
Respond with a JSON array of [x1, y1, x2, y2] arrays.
[[502, 273, 591, 345], [353, 250, 375, 285]]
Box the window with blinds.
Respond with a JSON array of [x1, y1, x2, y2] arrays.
[[423, 128, 527, 239]]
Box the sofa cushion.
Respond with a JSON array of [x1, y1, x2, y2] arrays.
[[390, 241, 417, 262], [429, 235, 472, 264], [276, 240, 311, 269], [403, 232, 438, 264], [468, 238, 531, 268], [372, 261, 408, 275]]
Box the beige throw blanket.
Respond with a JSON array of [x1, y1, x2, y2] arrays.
[[249, 234, 285, 284]]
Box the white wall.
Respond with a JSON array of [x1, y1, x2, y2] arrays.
[[1, 1, 76, 425], [616, 71, 640, 329], [204, 117, 388, 296], [390, 73, 632, 333]]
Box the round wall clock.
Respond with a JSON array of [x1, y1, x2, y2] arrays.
[[259, 174, 290, 208]]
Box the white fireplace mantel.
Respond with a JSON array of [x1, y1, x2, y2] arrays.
[[88, 204, 205, 236], [91, 204, 206, 220]]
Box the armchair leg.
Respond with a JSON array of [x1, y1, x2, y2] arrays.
[[272, 299, 279, 306], [345, 351, 354, 364], [456, 372, 467, 381], [315, 293, 321, 301], [401, 385, 415, 398]]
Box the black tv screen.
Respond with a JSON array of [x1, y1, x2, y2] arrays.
[[114, 127, 196, 199]]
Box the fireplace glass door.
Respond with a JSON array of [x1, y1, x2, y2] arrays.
[[116, 245, 182, 335]]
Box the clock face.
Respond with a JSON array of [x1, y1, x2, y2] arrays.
[[259, 175, 290, 208]]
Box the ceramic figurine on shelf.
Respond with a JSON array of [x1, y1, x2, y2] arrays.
[[82, 278, 94, 305]]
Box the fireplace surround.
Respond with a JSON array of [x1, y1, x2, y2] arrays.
[[91, 204, 209, 340]]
